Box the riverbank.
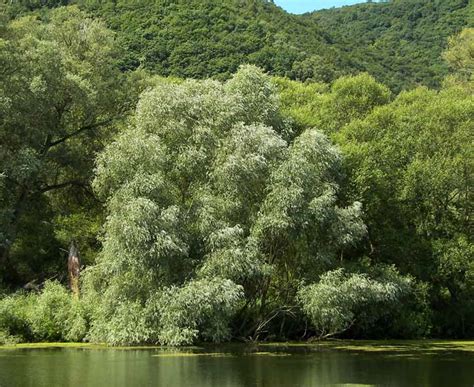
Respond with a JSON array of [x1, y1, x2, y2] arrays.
[[1, 340, 473, 354]]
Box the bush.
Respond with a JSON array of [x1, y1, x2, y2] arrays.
[[298, 267, 413, 338], [0, 293, 33, 343], [28, 281, 73, 341], [0, 281, 89, 343]]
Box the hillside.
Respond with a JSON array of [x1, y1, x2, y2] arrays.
[[82, 0, 337, 79], [310, 0, 472, 91], [5, 0, 471, 91]]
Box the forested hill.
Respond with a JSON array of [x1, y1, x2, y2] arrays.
[[5, 0, 338, 80], [82, 0, 335, 79], [310, 0, 472, 91], [6, 0, 471, 91]]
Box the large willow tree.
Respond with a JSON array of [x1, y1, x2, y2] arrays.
[[85, 65, 370, 345]]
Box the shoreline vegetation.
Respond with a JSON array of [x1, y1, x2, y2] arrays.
[[1, 1, 473, 348], [1, 340, 474, 354]]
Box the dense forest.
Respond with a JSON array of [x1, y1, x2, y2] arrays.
[[0, 1, 472, 345], [311, 0, 472, 91], [4, 0, 472, 91]]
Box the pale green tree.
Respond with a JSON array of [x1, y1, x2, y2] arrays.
[[443, 28, 474, 92], [298, 267, 412, 338], [88, 65, 367, 345]]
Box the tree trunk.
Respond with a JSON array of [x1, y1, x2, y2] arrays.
[[68, 241, 81, 299], [0, 241, 20, 285]]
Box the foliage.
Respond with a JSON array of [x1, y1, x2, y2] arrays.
[[298, 266, 413, 338], [0, 6, 132, 285], [0, 2, 472, 344], [273, 77, 328, 132], [6, 0, 470, 92], [274, 73, 391, 135], [271, 32, 473, 339], [156, 279, 243, 346], [336, 83, 473, 337], [311, 0, 471, 92], [444, 28, 474, 77], [75, 0, 335, 81], [443, 28, 474, 91], [290, 55, 340, 84], [0, 281, 88, 344], [0, 292, 33, 344], [85, 65, 365, 345], [28, 281, 87, 341], [87, 297, 155, 346], [316, 73, 391, 134]]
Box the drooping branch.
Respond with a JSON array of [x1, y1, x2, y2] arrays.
[[249, 305, 298, 341], [315, 319, 356, 341]]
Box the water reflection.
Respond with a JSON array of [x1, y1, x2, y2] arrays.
[[0, 346, 472, 387]]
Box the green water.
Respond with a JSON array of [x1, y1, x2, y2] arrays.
[[0, 345, 473, 386]]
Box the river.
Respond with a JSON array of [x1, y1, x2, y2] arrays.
[[0, 343, 473, 386]]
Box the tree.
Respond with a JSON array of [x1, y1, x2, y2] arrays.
[[443, 28, 474, 90], [87, 65, 366, 345], [317, 73, 391, 134], [336, 84, 473, 336], [298, 267, 413, 339], [274, 73, 391, 136], [0, 6, 126, 284], [291, 55, 338, 83]]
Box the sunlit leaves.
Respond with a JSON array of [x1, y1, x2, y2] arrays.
[[298, 267, 412, 338], [90, 65, 365, 344]]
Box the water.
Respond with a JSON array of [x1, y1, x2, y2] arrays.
[[0, 344, 473, 386]]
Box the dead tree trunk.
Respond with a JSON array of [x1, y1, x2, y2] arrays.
[[68, 241, 81, 299]]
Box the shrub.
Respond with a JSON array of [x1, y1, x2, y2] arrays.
[[298, 267, 412, 338], [28, 281, 72, 341], [0, 292, 33, 343], [0, 281, 89, 343]]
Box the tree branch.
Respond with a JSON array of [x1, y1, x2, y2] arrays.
[[46, 119, 113, 149], [316, 319, 355, 340], [39, 180, 85, 193]]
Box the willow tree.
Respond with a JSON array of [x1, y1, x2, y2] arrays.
[[87, 65, 367, 345]]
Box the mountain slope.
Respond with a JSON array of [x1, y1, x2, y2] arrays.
[[4, 0, 472, 90], [80, 0, 339, 80], [310, 0, 472, 91]]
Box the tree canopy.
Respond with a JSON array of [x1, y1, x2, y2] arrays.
[[0, 3, 472, 345], [0, 6, 129, 284]]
